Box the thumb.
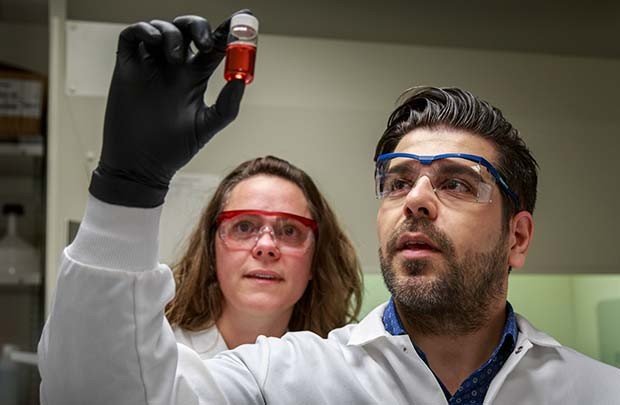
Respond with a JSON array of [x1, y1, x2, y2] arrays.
[[196, 79, 246, 148]]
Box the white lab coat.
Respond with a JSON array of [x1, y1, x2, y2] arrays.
[[174, 326, 229, 361], [38, 196, 620, 405]]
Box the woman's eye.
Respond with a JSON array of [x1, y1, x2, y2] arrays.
[[281, 224, 300, 238], [234, 221, 255, 233]]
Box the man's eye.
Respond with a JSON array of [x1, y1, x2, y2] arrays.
[[385, 177, 412, 193], [439, 178, 474, 194]]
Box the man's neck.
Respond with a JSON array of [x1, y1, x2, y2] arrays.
[[400, 301, 508, 395], [216, 305, 291, 350]]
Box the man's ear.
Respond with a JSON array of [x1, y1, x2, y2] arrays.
[[508, 211, 534, 269]]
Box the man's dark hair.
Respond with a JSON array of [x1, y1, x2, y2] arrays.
[[374, 86, 538, 219]]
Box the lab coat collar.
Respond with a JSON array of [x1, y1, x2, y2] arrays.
[[347, 302, 392, 346], [348, 301, 562, 349], [190, 325, 228, 354], [515, 313, 562, 348]]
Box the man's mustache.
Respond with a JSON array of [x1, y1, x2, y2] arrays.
[[385, 218, 454, 259]]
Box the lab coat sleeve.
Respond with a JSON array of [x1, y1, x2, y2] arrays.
[[37, 196, 245, 405]]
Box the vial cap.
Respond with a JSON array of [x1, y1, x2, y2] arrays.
[[231, 13, 259, 34], [3, 204, 23, 216]]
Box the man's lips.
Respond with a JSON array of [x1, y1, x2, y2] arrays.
[[395, 232, 441, 254], [243, 270, 284, 282]]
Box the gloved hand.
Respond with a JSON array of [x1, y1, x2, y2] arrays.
[[89, 13, 247, 208]]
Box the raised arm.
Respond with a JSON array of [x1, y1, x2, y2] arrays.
[[38, 14, 247, 405]]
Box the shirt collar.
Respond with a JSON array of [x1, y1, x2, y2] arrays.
[[382, 297, 519, 344], [382, 297, 407, 335], [503, 301, 518, 344], [348, 298, 561, 351]]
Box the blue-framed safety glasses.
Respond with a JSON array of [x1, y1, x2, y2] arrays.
[[375, 152, 519, 207]]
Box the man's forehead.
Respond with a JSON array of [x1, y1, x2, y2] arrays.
[[394, 128, 497, 161]]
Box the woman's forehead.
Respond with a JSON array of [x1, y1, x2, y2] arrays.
[[224, 175, 311, 217]]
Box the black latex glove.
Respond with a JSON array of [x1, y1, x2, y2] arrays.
[[89, 14, 247, 208]]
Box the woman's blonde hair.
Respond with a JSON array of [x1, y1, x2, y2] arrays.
[[165, 156, 363, 338]]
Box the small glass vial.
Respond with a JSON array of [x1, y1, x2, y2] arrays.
[[225, 13, 259, 84]]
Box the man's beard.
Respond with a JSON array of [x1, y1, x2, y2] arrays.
[[380, 218, 508, 336]]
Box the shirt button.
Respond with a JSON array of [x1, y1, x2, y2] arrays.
[[515, 345, 523, 354]]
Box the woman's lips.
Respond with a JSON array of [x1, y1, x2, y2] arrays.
[[244, 270, 284, 282]]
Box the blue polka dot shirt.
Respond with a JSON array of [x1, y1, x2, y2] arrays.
[[382, 298, 518, 404]]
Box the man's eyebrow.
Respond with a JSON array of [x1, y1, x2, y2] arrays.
[[386, 161, 418, 175], [434, 160, 482, 177], [387, 157, 477, 171]]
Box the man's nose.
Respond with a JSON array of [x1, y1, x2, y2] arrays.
[[403, 176, 439, 220]]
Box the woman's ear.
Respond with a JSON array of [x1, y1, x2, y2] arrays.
[[508, 211, 534, 269]]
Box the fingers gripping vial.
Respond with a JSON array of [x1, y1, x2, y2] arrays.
[[88, 15, 246, 208], [225, 13, 259, 84]]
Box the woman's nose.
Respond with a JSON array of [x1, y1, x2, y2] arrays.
[[251, 230, 281, 260]]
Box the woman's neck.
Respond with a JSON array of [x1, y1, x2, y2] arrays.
[[216, 306, 291, 349]]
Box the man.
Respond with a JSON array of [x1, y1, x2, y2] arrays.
[[39, 14, 619, 405]]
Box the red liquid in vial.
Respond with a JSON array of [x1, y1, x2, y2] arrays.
[[224, 43, 256, 84]]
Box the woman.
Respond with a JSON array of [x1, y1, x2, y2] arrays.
[[166, 155, 363, 358]]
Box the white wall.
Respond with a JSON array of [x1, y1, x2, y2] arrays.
[[46, 19, 620, 309]]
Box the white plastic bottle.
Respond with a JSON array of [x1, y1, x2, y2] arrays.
[[0, 344, 19, 405], [0, 204, 40, 284]]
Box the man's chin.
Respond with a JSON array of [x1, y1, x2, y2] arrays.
[[392, 260, 447, 292], [395, 272, 440, 292], [396, 257, 439, 277]]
